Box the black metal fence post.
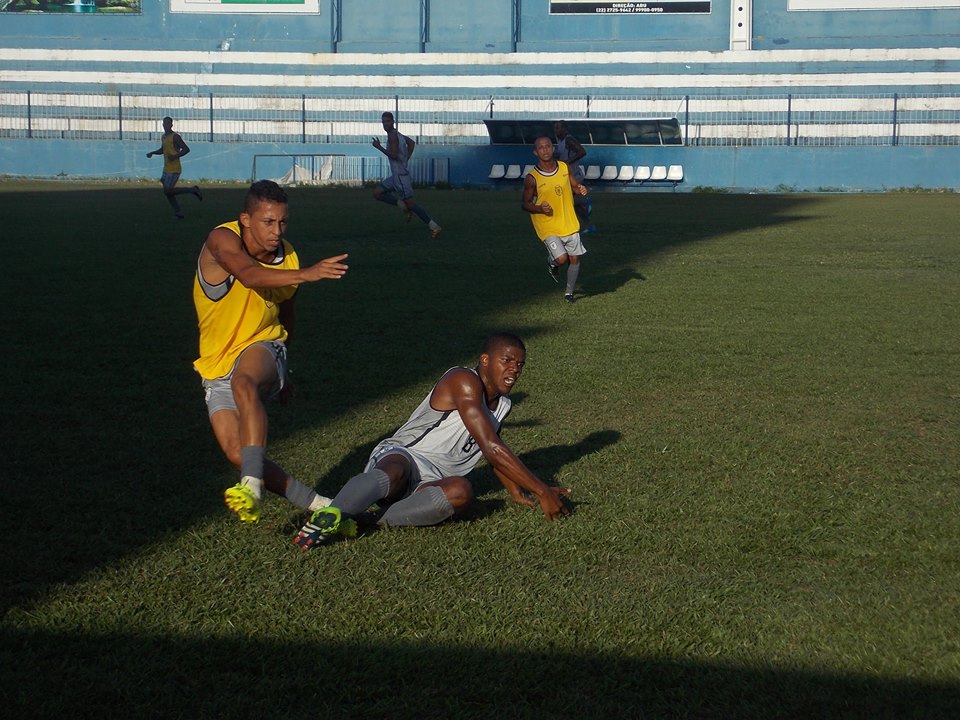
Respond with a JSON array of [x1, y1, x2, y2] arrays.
[[892, 93, 899, 146], [209, 92, 214, 143]]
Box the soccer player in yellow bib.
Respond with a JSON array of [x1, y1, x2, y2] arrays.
[[522, 136, 590, 303], [145, 116, 202, 220], [193, 180, 349, 524]]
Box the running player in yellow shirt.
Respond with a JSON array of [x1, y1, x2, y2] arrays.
[[522, 136, 590, 303], [146, 116, 202, 220]]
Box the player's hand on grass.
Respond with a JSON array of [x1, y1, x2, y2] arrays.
[[538, 486, 571, 521], [507, 486, 536, 508], [303, 254, 349, 282]]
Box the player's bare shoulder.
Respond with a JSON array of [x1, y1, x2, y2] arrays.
[[431, 367, 484, 411]]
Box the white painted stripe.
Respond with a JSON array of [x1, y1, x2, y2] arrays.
[[11, 92, 958, 112], [2, 70, 958, 90], [2, 47, 960, 67]]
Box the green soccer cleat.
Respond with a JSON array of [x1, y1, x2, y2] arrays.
[[294, 506, 358, 551], [224, 483, 261, 524]]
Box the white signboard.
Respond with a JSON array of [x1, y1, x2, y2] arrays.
[[789, 0, 960, 9], [171, 0, 319, 14]]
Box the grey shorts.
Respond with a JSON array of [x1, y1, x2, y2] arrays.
[[160, 172, 181, 191], [201, 341, 288, 417], [544, 233, 586, 261], [380, 173, 415, 200], [363, 443, 439, 498]]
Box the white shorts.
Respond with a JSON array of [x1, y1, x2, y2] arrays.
[[544, 233, 586, 261], [380, 173, 415, 201], [364, 443, 442, 498], [160, 172, 181, 191]]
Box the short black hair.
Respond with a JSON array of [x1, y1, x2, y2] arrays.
[[244, 180, 288, 214], [483, 332, 525, 356]]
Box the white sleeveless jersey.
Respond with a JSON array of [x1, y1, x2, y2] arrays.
[[389, 130, 411, 177], [556, 135, 584, 181], [382, 367, 512, 479]]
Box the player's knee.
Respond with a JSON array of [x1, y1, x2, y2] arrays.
[[443, 476, 474, 511]]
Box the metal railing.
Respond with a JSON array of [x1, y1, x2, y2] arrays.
[[2, 91, 958, 147]]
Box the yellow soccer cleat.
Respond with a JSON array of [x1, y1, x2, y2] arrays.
[[224, 483, 261, 524]]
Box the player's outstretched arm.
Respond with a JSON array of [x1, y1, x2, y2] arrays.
[[436, 369, 570, 521], [205, 227, 348, 289]]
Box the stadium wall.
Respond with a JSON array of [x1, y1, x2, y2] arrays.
[[1, 1, 959, 191]]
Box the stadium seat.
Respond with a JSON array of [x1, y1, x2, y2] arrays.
[[600, 165, 619, 181], [616, 165, 635, 182], [650, 165, 668, 181], [522, 164, 535, 177], [488, 164, 506, 180], [635, 166, 652, 183], [584, 165, 601, 181], [503, 164, 522, 180], [667, 165, 684, 184]]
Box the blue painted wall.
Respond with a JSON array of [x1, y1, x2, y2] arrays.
[[2, 1, 959, 190], [1, 136, 956, 193], [2, 1, 959, 54]]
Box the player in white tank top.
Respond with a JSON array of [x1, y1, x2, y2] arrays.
[[294, 333, 571, 550]]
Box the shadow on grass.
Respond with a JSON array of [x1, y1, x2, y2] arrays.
[[3, 628, 957, 719], [2, 187, 819, 611]]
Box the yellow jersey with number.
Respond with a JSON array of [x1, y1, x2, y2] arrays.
[[528, 161, 579, 241], [192, 221, 300, 380], [161, 133, 182, 174]]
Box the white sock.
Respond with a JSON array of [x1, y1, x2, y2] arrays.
[[308, 494, 332, 511], [240, 475, 263, 500]]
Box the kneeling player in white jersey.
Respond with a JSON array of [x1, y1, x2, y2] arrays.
[[294, 332, 571, 550]]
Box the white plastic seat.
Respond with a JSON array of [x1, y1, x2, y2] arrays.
[[635, 166, 651, 182], [522, 164, 535, 177], [488, 164, 506, 180], [616, 165, 635, 182], [600, 165, 619, 181], [650, 165, 668, 181], [584, 165, 601, 181], [503, 164, 522, 180], [667, 165, 684, 183]]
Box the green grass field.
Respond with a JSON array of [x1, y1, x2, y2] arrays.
[[2, 182, 959, 718]]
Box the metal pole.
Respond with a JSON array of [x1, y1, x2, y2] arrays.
[[684, 95, 689, 147], [786, 94, 792, 146], [586, 95, 591, 119], [420, 0, 429, 53], [118, 92, 123, 140], [512, 0, 521, 52], [331, 0, 342, 53], [892, 93, 899, 146], [27, 90, 32, 139], [209, 93, 214, 143], [301, 94, 306, 144]]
